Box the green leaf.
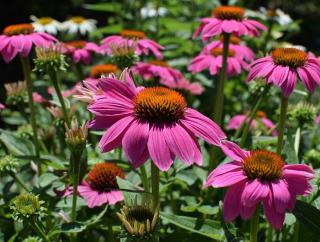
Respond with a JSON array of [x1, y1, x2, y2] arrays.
[[0, 129, 35, 156], [161, 212, 225, 240], [198, 205, 220, 215], [283, 131, 299, 163], [60, 222, 86, 233], [292, 200, 320, 235], [39, 173, 60, 187], [116, 177, 145, 204]]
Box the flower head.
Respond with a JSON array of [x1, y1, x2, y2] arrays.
[[188, 46, 247, 76], [117, 198, 159, 239], [88, 69, 226, 171], [101, 29, 164, 59], [193, 6, 266, 42], [10, 193, 46, 222], [205, 141, 314, 229], [78, 162, 124, 208], [0, 155, 19, 174], [34, 44, 68, 74], [0, 23, 56, 63], [287, 102, 316, 125], [5, 81, 27, 105], [63, 40, 101, 65], [202, 35, 255, 62], [30, 15, 61, 35], [89, 64, 120, 78], [60, 17, 97, 35], [65, 119, 88, 152], [248, 48, 320, 97]]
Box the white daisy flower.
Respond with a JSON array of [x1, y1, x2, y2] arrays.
[[140, 3, 167, 19], [30, 15, 61, 35], [60, 16, 97, 35]]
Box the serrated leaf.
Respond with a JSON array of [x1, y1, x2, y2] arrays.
[[161, 212, 224, 240]]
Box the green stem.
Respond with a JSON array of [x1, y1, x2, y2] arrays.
[[11, 173, 30, 192], [140, 164, 149, 192], [213, 33, 230, 125], [30, 219, 49, 242], [294, 126, 301, 158], [276, 95, 288, 154], [292, 222, 300, 242], [234, 111, 250, 140], [240, 85, 270, 147], [20, 56, 40, 159], [266, 225, 273, 242], [71, 151, 82, 221], [50, 71, 71, 127], [151, 162, 160, 212], [75, 63, 84, 81], [250, 207, 260, 242]]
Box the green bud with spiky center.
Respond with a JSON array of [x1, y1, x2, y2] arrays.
[[287, 102, 316, 126], [5, 81, 28, 106], [33, 44, 68, 75], [10, 193, 46, 222], [22, 236, 42, 242], [0, 155, 19, 175]]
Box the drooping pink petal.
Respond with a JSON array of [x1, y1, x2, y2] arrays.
[[148, 124, 174, 171], [263, 192, 285, 229], [270, 179, 290, 213], [220, 140, 250, 162], [122, 120, 149, 168], [223, 181, 246, 222], [241, 179, 269, 207], [98, 116, 135, 152]]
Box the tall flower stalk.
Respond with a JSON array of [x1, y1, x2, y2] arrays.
[[34, 45, 70, 127], [277, 95, 288, 154], [151, 162, 160, 212], [250, 207, 260, 242], [20, 56, 40, 159], [213, 33, 230, 125]]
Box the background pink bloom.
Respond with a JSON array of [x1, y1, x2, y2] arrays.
[[248, 48, 320, 97], [32, 92, 47, 103], [0, 23, 57, 63], [88, 69, 226, 171], [0, 102, 5, 110], [316, 115, 320, 125], [202, 37, 255, 62], [188, 47, 247, 76], [205, 141, 314, 229], [227, 112, 277, 136], [101, 30, 164, 59], [63, 40, 101, 65], [193, 6, 266, 42]]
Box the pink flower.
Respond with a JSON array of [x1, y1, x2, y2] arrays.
[[248, 48, 320, 97], [193, 6, 266, 42], [100, 30, 164, 59], [32, 92, 47, 103], [78, 162, 124, 208], [188, 47, 247, 76], [88, 69, 226, 171], [0, 102, 5, 110], [176, 79, 204, 95], [316, 115, 320, 125], [205, 141, 314, 229], [227, 111, 277, 136], [63, 40, 101, 65], [0, 23, 57, 63], [202, 35, 254, 62]]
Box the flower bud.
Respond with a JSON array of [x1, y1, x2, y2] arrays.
[[287, 102, 316, 126], [65, 119, 88, 152], [0, 155, 19, 174], [5, 81, 27, 106]]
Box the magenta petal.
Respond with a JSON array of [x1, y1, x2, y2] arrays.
[[205, 160, 243, 187], [282, 164, 315, 179], [271, 179, 290, 213], [240, 204, 257, 220], [241, 179, 269, 207], [220, 140, 250, 162], [122, 120, 149, 168], [148, 125, 174, 171], [99, 116, 134, 153], [163, 123, 198, 165], [223, 181, 246, 222], [284, 175, 313, 196], [181, 108, 226, 145], [263, 192, 285, 230]]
